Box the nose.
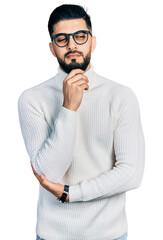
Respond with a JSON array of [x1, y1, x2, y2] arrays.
[[66, 35, 77, 49]]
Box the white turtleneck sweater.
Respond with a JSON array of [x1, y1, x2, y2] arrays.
[[17, 64, 145, 240]]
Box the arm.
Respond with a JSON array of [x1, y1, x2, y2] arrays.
[[18, 90, 77, 183], [68, 88, 145, 202]]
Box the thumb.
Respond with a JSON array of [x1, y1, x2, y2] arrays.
[[40, 175, 45, 180]]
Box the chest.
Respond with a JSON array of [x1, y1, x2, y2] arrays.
[[43, 90, 116, 143]]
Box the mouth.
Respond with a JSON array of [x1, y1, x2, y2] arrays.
[[67, 54, 81, 59]]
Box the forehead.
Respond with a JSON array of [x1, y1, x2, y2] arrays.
[[52, 18, 88, 35]]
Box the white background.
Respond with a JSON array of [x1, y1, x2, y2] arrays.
[[0, 0, 163, 239]]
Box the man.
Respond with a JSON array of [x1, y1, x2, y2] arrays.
[[18, 4, 145, 240]]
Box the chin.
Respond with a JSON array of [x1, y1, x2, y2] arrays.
[[57, 55, 90, 73], [66, 58, 82, 63]]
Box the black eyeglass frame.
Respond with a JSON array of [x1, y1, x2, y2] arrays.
[[51, 30, 92, 47]]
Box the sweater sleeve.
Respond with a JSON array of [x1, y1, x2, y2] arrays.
[[68, 87, 145, 202], [17, 90, 77, 183]]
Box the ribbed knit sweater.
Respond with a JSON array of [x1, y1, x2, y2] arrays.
[[17, 64, 145, 240]]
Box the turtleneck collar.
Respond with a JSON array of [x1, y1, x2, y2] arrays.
[[56, 63, 97, 91]]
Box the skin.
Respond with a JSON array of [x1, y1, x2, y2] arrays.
[[31, 18, 96, 202], [49, 18, 96, 72], [31, 163, 68, 201]]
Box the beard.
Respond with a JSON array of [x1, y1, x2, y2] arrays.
[[56, 50, 91, 74]]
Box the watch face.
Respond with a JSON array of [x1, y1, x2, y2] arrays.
[[64, 185, 69, 192]]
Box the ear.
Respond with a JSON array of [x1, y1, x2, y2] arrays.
[[49, 41, 56, 57], [91, 36, 96, 53]]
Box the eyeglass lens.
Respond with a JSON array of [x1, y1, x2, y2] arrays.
[[55, 32, 88, 47]]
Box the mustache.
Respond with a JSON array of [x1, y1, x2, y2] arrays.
[[65, 51, 83, 58]]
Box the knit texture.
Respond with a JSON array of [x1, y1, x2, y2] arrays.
[[18, 64, 145, 240]]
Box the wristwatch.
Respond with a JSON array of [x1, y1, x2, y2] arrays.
[[57, 185, 69, 203]]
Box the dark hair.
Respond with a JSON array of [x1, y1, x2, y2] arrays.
[[48, 4, 92, 41]]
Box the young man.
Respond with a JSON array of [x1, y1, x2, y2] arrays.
[[18, 4, 145, 240]]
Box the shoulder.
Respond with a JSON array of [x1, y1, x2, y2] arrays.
[[110, 83, 139, 108], [17, 76, 56, 107], [94, 72, 139, 107], [95, 74, 141, 123]]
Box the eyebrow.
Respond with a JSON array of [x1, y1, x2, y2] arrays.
[[53, 30, 89, 36]]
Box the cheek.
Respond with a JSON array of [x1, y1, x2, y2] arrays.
[[55, 48, 66, 59], [79, 43, 91, 56], [83, 46, 92, 57], [83, 40, 92, 52]]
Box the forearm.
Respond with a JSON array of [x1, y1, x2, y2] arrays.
[[31, 106, 77, 182], [68, 87, 145, 203], [69, 152, 145, 202], [69, 132, 145, 203], [18, 91, 77, 183]]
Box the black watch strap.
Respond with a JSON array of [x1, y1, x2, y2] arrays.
[[57, 185, 69, 203]]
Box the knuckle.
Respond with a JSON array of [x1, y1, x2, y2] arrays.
[[78, 73, 83, 77], [41, 178, 46, 184], [82, 76, 88, 81], [64, 79, 70, 86], [63, 78, 68, 83], [67, 80, 71, 86]]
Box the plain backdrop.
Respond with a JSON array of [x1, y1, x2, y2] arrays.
[[0, 0, 163, 239]]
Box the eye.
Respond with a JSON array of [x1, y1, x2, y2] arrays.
[[77, 36, 85, 39], [76, 34, 85, 38], [58, 38, 67, 42], [56, 35, 68, 43], [75, 33, 87, 40]]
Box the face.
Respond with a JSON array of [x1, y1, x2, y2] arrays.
[[49, 18, 96, 73]]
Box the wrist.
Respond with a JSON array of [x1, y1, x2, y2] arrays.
[[62, 103, 77, 112], [57, 185, 69, 203], [66, 193, 69, 202]]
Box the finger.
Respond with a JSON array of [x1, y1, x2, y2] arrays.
[[65, 69, 85, 81], [40, 176, 55, 191], [30, 162, 35, 172], [66, 74, 88, 83], [64, 75, 89, 89], [41, 176, 53, 188], [80, 83, 89, 90], [34, 171, 42, 182], [31, 162, 36, 175], [30, 162, 42, 182], [30, 162, 54, 191], [72, 79, 89, 86]]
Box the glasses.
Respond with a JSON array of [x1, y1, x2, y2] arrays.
[[51, 30, 92, 47]]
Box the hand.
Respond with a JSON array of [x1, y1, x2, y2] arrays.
[[30, 162, 69, 202], [62, 68, 89, 111]]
